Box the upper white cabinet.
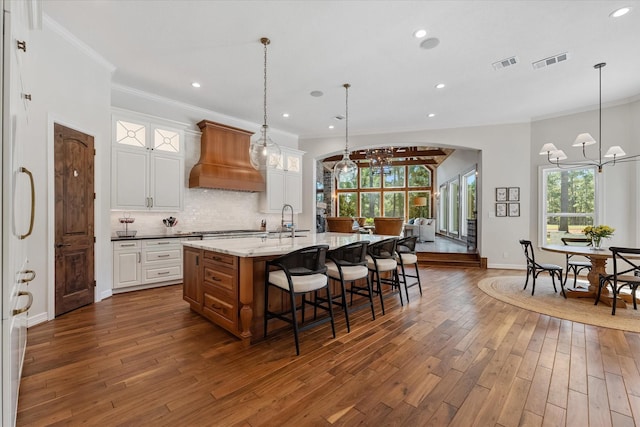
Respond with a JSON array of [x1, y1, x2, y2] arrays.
[[260, 147, 304, 213], [111, 112, 185, 211]]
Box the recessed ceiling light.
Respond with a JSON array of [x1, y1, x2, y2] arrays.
[[435, 83, 446, 89], [328, 125, 335, 129], [420, 37, 440, 50], [413, 29, 427, 38], [310, 90, 324, 97], [610, 6, 631, 17], [191, 82, 201, 88], [428, 113, 436, 118], [282, 113, 290, 118]]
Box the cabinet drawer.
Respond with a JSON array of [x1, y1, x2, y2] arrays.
[[203, 251, 237, 268], [203, 263, 237, 295], [143, 239, 180, 249], [143, 264, 182, 282], [144, 248, 181, 262], [202, 287, 237, 331], [114, 241, 141, 250]]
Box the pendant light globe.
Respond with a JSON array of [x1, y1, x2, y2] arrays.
[[333, 83, 358, 183], [250, 37, 281, 170]]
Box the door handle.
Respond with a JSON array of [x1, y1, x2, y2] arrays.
[[55, 243, 71, 248], [17, 167, 35, 240], [12, 291, 33, 315], [18, 269, 36, 283]]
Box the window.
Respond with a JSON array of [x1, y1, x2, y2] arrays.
[[333, 164, 433, 221], [541, 166, 597, 245]]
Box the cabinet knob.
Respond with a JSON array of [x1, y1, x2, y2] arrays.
[[16, 40, 26, 51]]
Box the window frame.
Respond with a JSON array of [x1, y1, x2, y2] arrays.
[[538, 164, 601, 246], [334, 163, 434, 220]]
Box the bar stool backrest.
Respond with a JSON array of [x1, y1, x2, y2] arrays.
[[368, 237, 398, 259], [328, 241, 368, 266], [270, 245, 329, 276]]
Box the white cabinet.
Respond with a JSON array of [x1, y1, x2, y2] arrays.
[[111, 113, 185, 211], [260, 147, 304, 213], [113, 240, 142, 289], [113, 237, 195, 291]]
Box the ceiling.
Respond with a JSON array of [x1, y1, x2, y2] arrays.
[[42, 1, 640, 139]]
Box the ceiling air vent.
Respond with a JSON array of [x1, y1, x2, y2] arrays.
[[492, 56, 518, 70], [532, 52, 569, 70]]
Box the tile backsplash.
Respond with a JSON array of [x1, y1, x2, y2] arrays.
[[111, 188, 291, 236]]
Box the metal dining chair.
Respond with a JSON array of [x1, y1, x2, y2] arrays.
[[519, 239, 565, 298], [595, 247, 640, 315], [560, 237, 592, 288]]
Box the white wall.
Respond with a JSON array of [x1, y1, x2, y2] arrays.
[[27, 17, 113, 324], [299, 122, 532, 268]]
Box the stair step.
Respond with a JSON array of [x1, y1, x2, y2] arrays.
[[417, 252, 486, 269]]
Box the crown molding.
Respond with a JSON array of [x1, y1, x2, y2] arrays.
[[43, 14, 115, 73], [111, 83, 299, 140]]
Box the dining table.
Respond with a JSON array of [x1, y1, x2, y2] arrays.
[[541, 244, 633, 308]]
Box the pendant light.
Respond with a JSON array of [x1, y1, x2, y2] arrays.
[[249, 37, 281, 170], [333, 83, 358, 183]]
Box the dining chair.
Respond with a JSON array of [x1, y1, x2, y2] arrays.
[[263, 244, 335, 355], [396, 236, 423, 303], [367, 237, 402, 315], [519, 239, 566, 297], [560, 237, 592, 288], [595, 246, 640, 315], [320, 241, 375, 332]]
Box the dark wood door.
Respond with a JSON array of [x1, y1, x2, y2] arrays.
[[54, 123, 95, 316]]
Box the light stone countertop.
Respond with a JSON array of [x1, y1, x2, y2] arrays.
[[182, 232, 394, 258]]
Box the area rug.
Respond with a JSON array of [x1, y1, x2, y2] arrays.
[[478, 276, 640, 333]]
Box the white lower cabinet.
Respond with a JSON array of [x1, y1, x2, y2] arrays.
[[113, 241, 142, 289], [113, 237, 194, 291]]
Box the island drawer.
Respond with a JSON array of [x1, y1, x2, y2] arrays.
[[203, 263, 237, 295], [202, 286, 237, 331], [203, 251, 237, 268]]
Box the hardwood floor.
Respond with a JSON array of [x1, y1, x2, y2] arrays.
[[17, 267, 640, 426]]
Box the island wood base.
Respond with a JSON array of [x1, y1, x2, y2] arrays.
[[183, 247, 354, 346]]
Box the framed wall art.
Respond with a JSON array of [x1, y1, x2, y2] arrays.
[[496, 187, 507, 201], [508, 203, 520, 217], [508, 187, 520, 201], [496, 202, 507, 217]]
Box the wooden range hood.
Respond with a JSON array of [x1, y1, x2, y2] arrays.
[[189, 120, 265, 192]]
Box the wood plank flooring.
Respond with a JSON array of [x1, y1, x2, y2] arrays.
[[17, 267, 640, 426]]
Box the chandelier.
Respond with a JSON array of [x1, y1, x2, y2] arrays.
[[249, 37, 281, 170], [365, 147, 394, 170], [539, 62, 639, 173], [333, 83, 358, 182]]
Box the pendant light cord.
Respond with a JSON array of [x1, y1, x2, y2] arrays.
[[598, 63, 602, 164], [344, 83, 351, 154], [261, 38, 270, 130]]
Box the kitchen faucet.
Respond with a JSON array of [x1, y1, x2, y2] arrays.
[[281, 204, 295, 238]]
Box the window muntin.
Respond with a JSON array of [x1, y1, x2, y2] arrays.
[[541, 166, 596, 245]]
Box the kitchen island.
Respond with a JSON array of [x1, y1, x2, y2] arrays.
[[182, 232, 391, 346]]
